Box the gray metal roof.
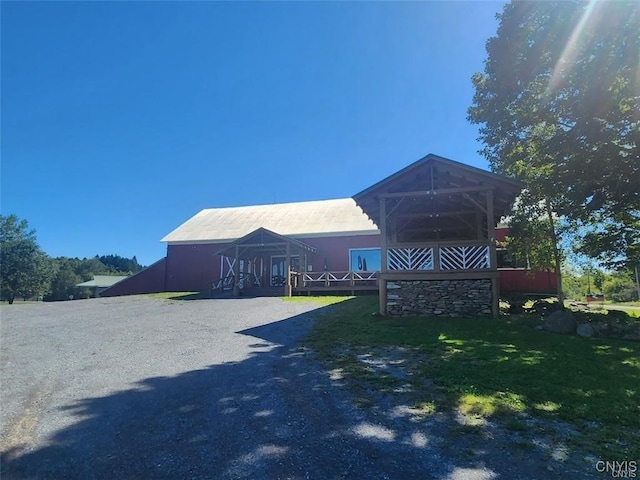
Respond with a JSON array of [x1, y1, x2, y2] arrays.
[[162, 198, 380, 244], [76, 275, 129, 288]]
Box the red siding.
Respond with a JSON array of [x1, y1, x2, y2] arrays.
[[495, 226, 508, 243], [165, 243, 226, 292], [498, 269, 557, 294], [100, 258, 167, 297], [164, 234, 382, 292], [105, 232, 558, 297], [301, 235, 381, 272]]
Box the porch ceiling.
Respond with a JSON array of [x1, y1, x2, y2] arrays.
[[353, 154, 522, 232]]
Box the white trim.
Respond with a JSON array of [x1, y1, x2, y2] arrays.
[[164, 230, 381, 246], [292, 230, 380, 239]]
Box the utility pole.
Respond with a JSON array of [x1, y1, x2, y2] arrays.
[[635, 265, 640, 301]]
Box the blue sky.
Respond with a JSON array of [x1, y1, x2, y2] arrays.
[[2, 1, 505, 266]]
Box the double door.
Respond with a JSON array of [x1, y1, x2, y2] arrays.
[[270, 255, 299, 286]]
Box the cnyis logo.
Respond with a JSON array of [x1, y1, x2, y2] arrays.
[[596, 461, 638, 478]]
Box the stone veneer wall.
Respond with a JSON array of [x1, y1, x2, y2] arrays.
[[386, 279, 493, 316]]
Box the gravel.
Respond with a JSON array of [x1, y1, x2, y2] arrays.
[[1, 296, 598, 479]]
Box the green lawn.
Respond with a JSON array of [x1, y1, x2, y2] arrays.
[[145, 291, 206, 300], [281, 295, 354, 306], [304, 296, 640, 460]]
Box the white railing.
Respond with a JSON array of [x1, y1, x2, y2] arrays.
[[295, 270, 378, 288], [387, 247, 434, 270], [385, 242, 493, 271], [210, 275, 235, 294], [439, 245, 490, 270]]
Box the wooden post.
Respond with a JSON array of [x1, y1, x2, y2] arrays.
[[486, 190, 499, 316], [491, 276, 499, 317], [298, 250, 304, 290], [233, 244, 240, 296], [285, 242, 292, 297], [379, 279, 387, 316], [379, 197, 388, 315], [260, 257, 264, 287], [380, 197, 388, 273], [486, 190, 496, 266]]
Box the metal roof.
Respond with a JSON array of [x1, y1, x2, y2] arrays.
[[161, 198, 380, 244], [213, 228, 319, 257], [76, 275, 129, 288]]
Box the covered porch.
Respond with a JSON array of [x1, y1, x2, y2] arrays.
[[212, 227, 380, 296], [212, 227, 318, 297], [354, 154, 522, 316]]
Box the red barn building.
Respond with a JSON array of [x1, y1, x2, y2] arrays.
[[102, 154, 557, 315]]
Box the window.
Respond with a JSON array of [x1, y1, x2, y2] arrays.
[[270, 255, 299, 286], [349, 248, 381, 272]]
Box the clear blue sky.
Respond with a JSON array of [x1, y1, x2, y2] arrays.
[[2, 1, 505, 266]]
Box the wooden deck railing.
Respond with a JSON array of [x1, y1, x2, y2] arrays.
[[289, 270, 379, 289], [386, 241, 493, 271]]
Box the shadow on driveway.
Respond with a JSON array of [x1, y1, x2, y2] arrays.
[[1, 300, 581, 479]]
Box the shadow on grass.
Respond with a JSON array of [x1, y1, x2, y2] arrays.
[[306, 297, 640, 461], [0, 298, 560, 480]]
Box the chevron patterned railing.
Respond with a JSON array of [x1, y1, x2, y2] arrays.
[[439, 245, 491, 270], [387, 247, 434, 271]]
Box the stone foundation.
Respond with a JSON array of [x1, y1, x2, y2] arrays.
[[386, 279, 493, 316]]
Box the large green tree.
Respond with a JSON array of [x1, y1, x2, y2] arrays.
[[468, 1, 640, 271], [0, 215, 53, 304]]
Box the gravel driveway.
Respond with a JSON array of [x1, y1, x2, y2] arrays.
[[1, 296, 597, 479]]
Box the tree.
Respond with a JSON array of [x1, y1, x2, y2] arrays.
[[0, 215, 53, 303], [502, 190, 565, 304], [468, 1, 640, 270], [45, 259, 91, 301], [502, 195, 557, 273], [97, 254, 142, 274], [603, 270, 637, 303]]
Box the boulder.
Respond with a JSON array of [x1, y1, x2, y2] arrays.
[[544, 310, 577, 334], [576, 323, 594, 338]]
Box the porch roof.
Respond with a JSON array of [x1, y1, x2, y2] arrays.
[[213, 227, 318, 257], [353, 154, 522, 237]]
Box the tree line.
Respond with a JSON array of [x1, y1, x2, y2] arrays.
[[1, 214, 144, 304], [563, 268, 638, 304]]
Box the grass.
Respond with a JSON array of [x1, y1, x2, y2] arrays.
[[145, 293, 353, 306], [603, 306, 640, 318], [281, 295, 354, 306], [145, 291, 206, 301], [304, 296, 640, 460], [583, 302, 640, 318]]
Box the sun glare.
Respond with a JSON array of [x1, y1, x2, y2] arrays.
[[548, 0, 601, 93]]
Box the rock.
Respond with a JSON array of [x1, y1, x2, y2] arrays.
[[576, 323, 594, 337], [533, 300, 561, 316], [544, 310, 577, 334], [622, 334, 640, 342]]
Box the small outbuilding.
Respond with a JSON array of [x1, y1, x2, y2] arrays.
[[76, 275, 128, 297]]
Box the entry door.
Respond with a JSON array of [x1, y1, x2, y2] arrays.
[[270, 256, 299, 286]]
